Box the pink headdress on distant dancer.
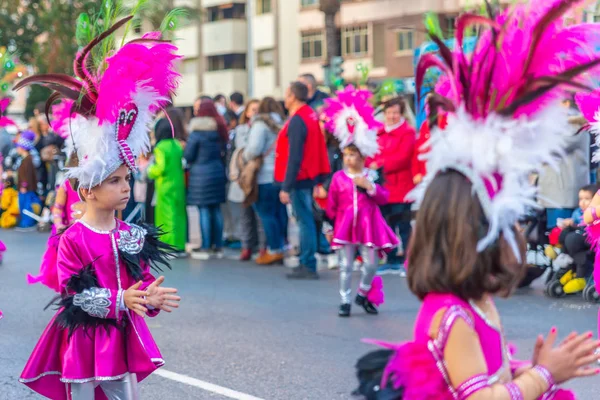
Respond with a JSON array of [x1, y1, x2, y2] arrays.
[[49, 99, 75, 139], [322, 85, 382, 158], [0, 98, 17, 129], [15, 16, 181, 189], [409, 0, 600, 258]]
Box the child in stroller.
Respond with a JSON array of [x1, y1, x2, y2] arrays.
[[544, 184, 599, 301]]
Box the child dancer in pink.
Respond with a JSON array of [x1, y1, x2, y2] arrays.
[[323, 86, 398, 317], [354, 1, 600, 398], [17, 16, 181, 400]]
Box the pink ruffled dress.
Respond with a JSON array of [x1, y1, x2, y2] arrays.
[[586, 222, 600, 336], [374, 293, 573, 399], [20, 220, 165, 400], [326, 169, 399, 250], [27, 179, 82, 292]]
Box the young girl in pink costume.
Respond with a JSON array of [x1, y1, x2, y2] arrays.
[[17, 15, 182, 400], [323, 85, 398, 317], [354, 1, 600, 398]]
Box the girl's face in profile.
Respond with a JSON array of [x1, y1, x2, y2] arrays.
[[343, 147, 364, 171], [82, 165, 131, 211]]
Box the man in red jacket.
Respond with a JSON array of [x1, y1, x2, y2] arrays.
[[275, 81, 330, 279], [366, 98, 416, 274]]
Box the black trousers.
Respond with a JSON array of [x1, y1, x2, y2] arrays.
[[559, 228, 592, 278]]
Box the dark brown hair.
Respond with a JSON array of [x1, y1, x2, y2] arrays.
[[258, 96, 285, 119], [343, 143, 364, 159], [407, 170, 526, 301], [383, 97, 406, 115]]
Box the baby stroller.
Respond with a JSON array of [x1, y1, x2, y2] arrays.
[[520, 209, 553, 288]]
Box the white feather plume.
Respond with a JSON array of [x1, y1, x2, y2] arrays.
[[332, 107, 379, 158], [407, 104, 570, 258], [64, 85, 163, 188]]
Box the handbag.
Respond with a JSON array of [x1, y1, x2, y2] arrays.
[[238, 142, 276, 208]]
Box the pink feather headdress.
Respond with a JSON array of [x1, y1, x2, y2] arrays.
[[0, 97, 17, 129], [409, 0, 600, 258], [14, 16, 181, 188], [322, 85, 382, 158]]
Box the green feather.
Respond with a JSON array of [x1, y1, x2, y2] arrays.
[[160, 8, 190, 35], [424, 12, 444, 40]]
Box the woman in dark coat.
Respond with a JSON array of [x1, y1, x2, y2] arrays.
[[185, 100, 228, 260]]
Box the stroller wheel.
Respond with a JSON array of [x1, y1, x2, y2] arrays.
[[585, 284, 600, 304], [546, 280, 565, 298]]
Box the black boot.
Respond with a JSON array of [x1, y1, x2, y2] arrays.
[[355, 294, 378, 315], [338, 303, 351, 317]]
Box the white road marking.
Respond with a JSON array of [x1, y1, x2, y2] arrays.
[[154, 369, 266, 400]]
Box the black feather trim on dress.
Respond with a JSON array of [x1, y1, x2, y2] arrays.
[[353, 349, 403, 400], [49, 261, 119, 339], [118, 223, 176, 281]]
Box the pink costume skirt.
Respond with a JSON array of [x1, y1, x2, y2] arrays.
[[332, 207, 399, 251], [20, 310, 163, 400]]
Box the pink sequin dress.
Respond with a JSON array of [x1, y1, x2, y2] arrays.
[[376, 293, 573, 399], [20, 220, 169, 400], [326, 169, 399, 251]]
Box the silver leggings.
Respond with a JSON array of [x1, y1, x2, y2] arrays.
[[68, 373, 139, 400], [340, 245, 379, 304]]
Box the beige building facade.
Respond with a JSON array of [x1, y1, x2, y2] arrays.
[[172, 0, 518, 106]]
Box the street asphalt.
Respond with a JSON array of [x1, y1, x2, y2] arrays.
[[1, 229, 600, 399]]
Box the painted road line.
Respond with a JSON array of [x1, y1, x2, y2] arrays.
[[154, 369, 266, 400]]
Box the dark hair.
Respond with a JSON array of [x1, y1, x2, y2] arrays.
[[156, 107, 187, 144], [289, 81, 309, 103], [213, 94, 226, 103], [383, 97, 406, 115], [197, 95, 212, 103], [197, 100, 229, 142], [230, 91, 244, 106], [258, 96, 285, 118], [343, 143, 364, 158], [580, 184, 599, 196], [3, 176, 15, 188], [224, 109, 238, 128], [407, 170, 526, 301]]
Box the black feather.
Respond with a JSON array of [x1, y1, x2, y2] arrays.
[[118, 223, 176, 281], [49, 262, 119, 339], [353, 350, 403, 400]]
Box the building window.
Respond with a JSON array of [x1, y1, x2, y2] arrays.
[[257, 49, 275, 66], [207, 54, 247, 71], [342, 25, 368, 57], [301, 0, 319, 8], [301, 32, 324, 60], [396, 29, 415, 52], [205, 3, 246, 22], [257, 0, 272, 14], [445, 16, 456, 37]]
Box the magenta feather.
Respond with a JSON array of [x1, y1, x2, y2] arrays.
[[95, 41, 181, 123], [424, 0, 600, 120], [50, 99, 76, 139]]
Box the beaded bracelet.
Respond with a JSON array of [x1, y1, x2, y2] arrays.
[[504, 382, 524, 400], [531, 365, 556, 392]]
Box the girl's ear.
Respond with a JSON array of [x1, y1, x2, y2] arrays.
[[80, 187, 94, 200]]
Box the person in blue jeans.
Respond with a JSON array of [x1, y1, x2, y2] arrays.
[[185, 100, 229, 260], [275, 82, 330, 279], [244, 97, 288, 265]]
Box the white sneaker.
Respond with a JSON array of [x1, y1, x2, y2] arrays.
[[213, 249, 225, 259], [191, 249, 211, 260], [327, 253, 339, 270]]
